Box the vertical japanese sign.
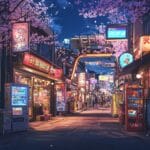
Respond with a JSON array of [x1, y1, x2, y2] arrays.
[[12, 22, 29, 52], [78, 73, 86, 87], [56, 83, 66, 112]]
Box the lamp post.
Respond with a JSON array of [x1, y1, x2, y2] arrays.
[[50, 81, 56, 116]]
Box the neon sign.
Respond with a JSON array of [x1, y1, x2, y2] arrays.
[[119, 53, 133, 68], [23, 53, 50, 73]]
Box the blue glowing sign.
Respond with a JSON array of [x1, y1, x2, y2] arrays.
[[106, 25, 127, 39], [11, 85, 29, 106], [119, 53, 133, 68]]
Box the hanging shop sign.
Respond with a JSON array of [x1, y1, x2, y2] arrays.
[[140, 36, 150, 52], [78, 73, 86, 87], [23, 53, 50, 73], [85, 61, 115, 67], [86, 81, 89, 90], [54, 69, 63, 79], [49, 67, 63, 79], [98, 75, 113, 83], [119, 53, 133, 68], [56, 83, 66, 112], [12, 22, 29, 52]]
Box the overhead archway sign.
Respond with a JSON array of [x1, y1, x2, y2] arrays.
[[71, 53, 113, 80]]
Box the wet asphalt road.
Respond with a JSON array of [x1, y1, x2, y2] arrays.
[[0, 108, 150, 150]]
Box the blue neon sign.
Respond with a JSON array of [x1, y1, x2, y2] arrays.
[[106, 25, 127, 39], [119, 53, 133, 68], [108, 28, 126, 38]]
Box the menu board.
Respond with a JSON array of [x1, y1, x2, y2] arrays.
[[11, 86, 28, 106]]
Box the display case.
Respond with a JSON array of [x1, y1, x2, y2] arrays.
[[125, 84, 145, 131]]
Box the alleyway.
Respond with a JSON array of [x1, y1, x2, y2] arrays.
[[0, 109, 150, 150]]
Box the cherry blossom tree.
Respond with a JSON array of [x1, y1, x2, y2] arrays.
[[74, 0, 150, 58], [75, 0, 150, 24], [0, 0, 55, 47]]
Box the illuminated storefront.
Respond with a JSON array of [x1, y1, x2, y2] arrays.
[[14, 52, 63, 121], [119, 36, 150, 131]]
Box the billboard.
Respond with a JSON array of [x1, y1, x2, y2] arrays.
[[106, 25, 127, 40], [12, 22, 29, 52]]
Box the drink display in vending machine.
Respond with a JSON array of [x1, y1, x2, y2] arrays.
[[125, 83, 145, 131], [5, 83, 29, 132]]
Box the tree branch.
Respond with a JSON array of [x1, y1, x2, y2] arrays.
[[9, 0, 25, 14]]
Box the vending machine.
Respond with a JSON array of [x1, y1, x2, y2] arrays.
[[125, 83, 145, 131], [5, 83, 29, 132]]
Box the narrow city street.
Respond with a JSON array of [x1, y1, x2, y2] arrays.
[[0, 1, 150, 150], [0, 108, 150, 150]]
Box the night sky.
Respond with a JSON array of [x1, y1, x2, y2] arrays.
[[49, 0, 115, 75], [49, 0, 106, 42], [56, 4, 85, 40]]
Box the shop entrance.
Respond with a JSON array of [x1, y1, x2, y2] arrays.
[[33, 78, 51, 121], [14, 71, 52, 121]]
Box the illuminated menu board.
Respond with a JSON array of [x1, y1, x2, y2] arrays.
[[11, 86, 28, 106]]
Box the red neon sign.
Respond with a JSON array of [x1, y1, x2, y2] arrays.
[[54, 69, 63, 79], [23, 53, 50, 73]]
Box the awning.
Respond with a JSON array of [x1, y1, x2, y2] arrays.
[[121, 53, 150, 74]]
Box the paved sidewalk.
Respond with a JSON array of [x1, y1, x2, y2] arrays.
[[0, 109, 150, 150], [29, 116, 65, 131]]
